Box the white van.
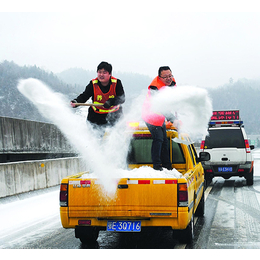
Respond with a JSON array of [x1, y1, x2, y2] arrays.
[[200, 110, 254, 186]]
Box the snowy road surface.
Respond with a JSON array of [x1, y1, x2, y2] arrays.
[[0, 186, 60, 249], [1, 149, 260, 249]]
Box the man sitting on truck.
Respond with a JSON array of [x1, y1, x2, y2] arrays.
[[142, 66, 176, 171]]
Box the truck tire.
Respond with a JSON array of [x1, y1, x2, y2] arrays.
[[246, 170, 254, 186], [75, 226, 99, 244], [172, 215, 194, 244], [195, 187, 205, 217]]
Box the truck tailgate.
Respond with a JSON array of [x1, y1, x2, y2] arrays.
[[68, 178, 178, 218]]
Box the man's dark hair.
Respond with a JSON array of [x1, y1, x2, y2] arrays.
[[158, 66, 171, 76], [97, 61, 112, 74]]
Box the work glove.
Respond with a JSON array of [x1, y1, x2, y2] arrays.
[[103, 99, 112, 109], [166, 121, 173, 128], [70, 100, 77, 108]]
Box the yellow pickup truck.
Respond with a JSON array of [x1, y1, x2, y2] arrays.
[[60, 124, 210, 244]]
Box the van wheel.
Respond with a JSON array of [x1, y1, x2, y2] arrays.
[[75, 226, 99, 244], [173, 215, 194, 244], [205, 175, 212, 188], [246, 170, 254, 186]]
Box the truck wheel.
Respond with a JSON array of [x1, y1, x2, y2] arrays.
[[173, 215, 194, 244], [246, 170, 254, 186], [75, 226, 99, 244], [195, 187, 205, 217], [205, 175, 212, 188]]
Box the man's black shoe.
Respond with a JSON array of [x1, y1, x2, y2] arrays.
[[162, 164, 173, 170], [153, 166, 163, 171]]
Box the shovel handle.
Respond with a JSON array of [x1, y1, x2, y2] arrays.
[[74, 103, 104, 107]]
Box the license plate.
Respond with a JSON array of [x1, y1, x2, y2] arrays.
[[218, 167, 232, 172], [107, 220, 141, 232]]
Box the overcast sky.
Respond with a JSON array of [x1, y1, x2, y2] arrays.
[[1, 2, 260, 88]]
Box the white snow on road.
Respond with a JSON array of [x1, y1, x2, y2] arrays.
[[0, 187, 60, 248]]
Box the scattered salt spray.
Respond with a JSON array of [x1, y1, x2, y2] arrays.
[[17, 78, 212, 198], [150, 85, 212, 138]]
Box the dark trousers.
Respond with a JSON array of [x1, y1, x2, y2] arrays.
[[145, 122, 172, 170]]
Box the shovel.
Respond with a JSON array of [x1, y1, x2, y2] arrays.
[[73, 103, 104, 107]]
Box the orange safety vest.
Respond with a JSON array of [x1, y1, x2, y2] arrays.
[[92, 76, 120, 114], [142, 76, 176, 126]]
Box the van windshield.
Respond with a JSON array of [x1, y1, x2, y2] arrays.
[[205, 129, 245, 149]]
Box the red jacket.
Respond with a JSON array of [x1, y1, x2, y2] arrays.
[[142, 76, 176, 126]]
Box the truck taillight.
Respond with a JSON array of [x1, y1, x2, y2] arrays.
[[178, 183, 188, 207], [200, 140, 205, 151], [60, 183, 68, 207], [244, 140, 250, 153]]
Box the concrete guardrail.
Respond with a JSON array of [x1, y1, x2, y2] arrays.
[[0, 157, 85, 198]]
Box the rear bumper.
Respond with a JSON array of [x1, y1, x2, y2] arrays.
[[203, 161, 253, 178], [60, 207, 190, 230]]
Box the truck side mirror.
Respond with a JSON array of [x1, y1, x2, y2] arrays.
[[197, 152, 211, 162]]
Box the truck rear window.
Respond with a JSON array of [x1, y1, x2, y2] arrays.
[[172, 141, 186, 163], [127, 137, 185, 164], [127, 138, 152, 164], [205, 129, 245, 149]]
